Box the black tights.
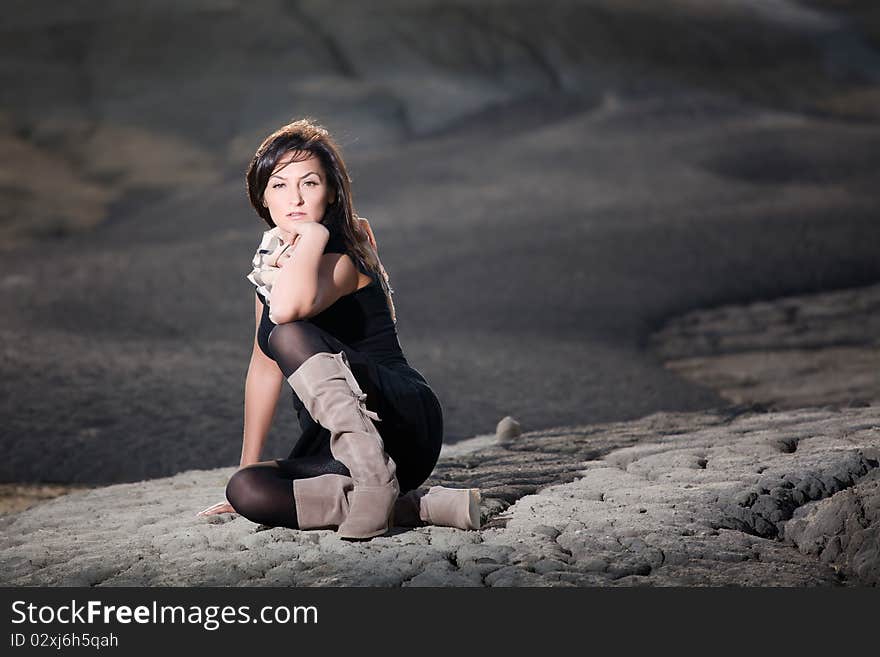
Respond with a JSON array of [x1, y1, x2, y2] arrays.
[[225, 322, 359, 529], [225, 455, 351, 529]]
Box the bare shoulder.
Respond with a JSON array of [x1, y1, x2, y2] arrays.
[[319, 251, 361, 298], [300, 252, 369, 318]]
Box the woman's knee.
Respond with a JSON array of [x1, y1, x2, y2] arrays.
[[267, 321, 324, 370], [225, 467, 266, 518]]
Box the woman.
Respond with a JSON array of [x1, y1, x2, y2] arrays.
[[198, 118, 480, 539]]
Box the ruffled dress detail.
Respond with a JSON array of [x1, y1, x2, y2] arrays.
[[246, 227, 291, 303]]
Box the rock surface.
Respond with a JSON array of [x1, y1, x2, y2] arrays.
[[2, 284, 878, 586], [1, 1, 879, 586], [651, 283, 880, 409], [0, 287, 880, 586], [1, 404, 876, 586]]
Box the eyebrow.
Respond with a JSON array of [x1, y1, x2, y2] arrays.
[[269, 171, 322, 181]]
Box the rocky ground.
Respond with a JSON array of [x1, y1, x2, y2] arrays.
[[2, 0, 879, 586], [651, 283, 880, 410], [2, 283, 877, 586]]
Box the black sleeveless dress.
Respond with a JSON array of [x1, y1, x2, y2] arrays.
[[252, 229, 443, 492]]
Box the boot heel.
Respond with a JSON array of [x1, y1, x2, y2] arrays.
[[467, 489, 482, 530]]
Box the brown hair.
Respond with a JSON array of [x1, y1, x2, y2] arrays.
[[245, 118, 396, 323]]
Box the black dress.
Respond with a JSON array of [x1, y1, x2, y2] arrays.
[[254, 230, 443, 492]]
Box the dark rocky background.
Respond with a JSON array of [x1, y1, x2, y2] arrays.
[[1, 0, 879, 487]]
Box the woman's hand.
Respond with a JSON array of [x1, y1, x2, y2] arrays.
[[358, 217, 378, 251], [273, 223, 328, 267], [196, 501, 236, 517], [271, 219, 374, 269], [286, 220, 327, 242], [265, 240, 294, 268]]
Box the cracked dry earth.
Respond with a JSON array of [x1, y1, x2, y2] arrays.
[[0, 406, 877, 586], [2, 283, 878, 586]]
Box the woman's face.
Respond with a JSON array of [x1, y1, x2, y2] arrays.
[[262, 150, 335, 237]]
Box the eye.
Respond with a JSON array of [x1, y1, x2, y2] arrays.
[[303, 180, 318, 187], [271, 182, 285, 189]]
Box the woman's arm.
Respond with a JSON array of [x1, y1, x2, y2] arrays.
[[197, 296, 283, 517], [268, 224, 330, 323], [269, 223, 360, 323], [240, 294, 284, 467]]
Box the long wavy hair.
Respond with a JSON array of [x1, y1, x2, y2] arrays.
[[245, 118, 396, 323]]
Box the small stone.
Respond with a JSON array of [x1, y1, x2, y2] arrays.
[[496, 416, 522, 440]]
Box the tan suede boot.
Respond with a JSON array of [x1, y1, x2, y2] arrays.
[[287, 351, 399, 539], [292, 474, 352, 530], [393, 486, 481, 530], [293, 475, 482, 532]]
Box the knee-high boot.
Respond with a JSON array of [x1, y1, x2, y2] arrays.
[[287, 351, 399, 539]]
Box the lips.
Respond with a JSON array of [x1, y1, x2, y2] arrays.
[[288, 212, 307, 219]]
